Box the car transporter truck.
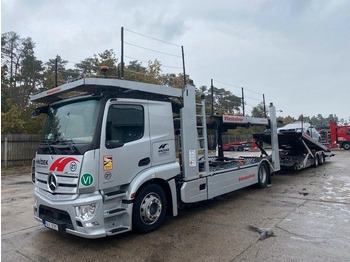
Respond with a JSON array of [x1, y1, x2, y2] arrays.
[[30, 77, 331, 238]]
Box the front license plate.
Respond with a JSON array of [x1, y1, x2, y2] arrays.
[[44, 221, 59, 231]]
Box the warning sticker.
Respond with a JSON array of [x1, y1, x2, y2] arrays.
[[103, 156, 113, 171], [189, 149, 197, 167]]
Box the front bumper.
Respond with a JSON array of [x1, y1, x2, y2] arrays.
[[34, 189, 132, 239]]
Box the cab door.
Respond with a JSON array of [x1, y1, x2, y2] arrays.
[[99, 100, 151, 189]]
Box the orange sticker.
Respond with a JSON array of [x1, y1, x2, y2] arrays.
[[103, 156, 113, 171]]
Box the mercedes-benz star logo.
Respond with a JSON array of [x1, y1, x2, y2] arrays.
[[48, 173, 58, 192]]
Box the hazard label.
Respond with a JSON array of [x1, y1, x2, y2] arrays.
[[103, 156, 113, 171]]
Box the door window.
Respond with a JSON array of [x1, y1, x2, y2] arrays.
[[106, 104, 144, 148]]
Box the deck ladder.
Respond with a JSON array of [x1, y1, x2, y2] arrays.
[[196, 99, 210, 174]]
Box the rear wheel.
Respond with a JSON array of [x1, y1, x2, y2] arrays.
[[313, 154, 319, 167], [258, 163, 269, 188], [318, 153, 325, 165], [133, 184, 167, 234], [343, 143, 350, 150]]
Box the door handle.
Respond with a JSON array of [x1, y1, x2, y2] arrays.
[[138, 157, 150, 167]]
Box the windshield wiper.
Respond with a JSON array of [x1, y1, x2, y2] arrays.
[[40, 140, 54, 154], [55, 139, 79, 154]]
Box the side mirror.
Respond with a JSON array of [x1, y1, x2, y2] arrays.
[[105, 141, 124, 149], [31, 106, 48, 118]]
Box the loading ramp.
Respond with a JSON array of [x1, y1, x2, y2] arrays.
[[253, 131, 333, 170]]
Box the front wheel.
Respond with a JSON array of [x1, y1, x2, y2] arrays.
[[133, 184, 167, 234], [258, 162, 269, 188], [343, 143, 350, 150]]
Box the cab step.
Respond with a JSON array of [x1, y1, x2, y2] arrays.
[[103, 190, 126, 202], [107, 226, 130, 236], [104, 207, 127, 218]]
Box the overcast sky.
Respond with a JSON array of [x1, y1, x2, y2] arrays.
[[2, 0, 349, 121]]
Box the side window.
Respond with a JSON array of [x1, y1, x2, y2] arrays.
[[347, 129, 350, 136], [106, 104, 144, 148]]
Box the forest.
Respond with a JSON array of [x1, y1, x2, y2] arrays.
[[1, 31, 344, 135]]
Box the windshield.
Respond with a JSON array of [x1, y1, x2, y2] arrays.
[[41, 99, 100, 151]]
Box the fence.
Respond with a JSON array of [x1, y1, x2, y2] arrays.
[[1, 134, 41, 168], [1, 133, 252, 168]]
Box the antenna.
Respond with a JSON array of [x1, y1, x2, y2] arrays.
[[181, 46, 186, 87], [121, 27, 124, 79]]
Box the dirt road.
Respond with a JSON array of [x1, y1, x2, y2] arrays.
[[2, 151, 350, 261]]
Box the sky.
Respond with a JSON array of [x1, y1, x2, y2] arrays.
[[2, 0, 350, 122]]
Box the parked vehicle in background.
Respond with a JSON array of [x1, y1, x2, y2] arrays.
[[321, 121, 350, 150], [223, 141, 250, 151]]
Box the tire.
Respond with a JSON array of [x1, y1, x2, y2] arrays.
[[133, 184, 167, 234], [258, 162, 269, 188], [313, 154, 319, 167], [344, 143, 350, 150], [229, 146, 235, 151], [318, 153, 325, 165]]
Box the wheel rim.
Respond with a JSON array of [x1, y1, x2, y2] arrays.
[[140, 192, 162, 225], [259, 166, 267, 184]]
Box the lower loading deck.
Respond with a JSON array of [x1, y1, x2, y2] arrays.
[[180, 154, 269, 203], [199, 156, 265, 172]]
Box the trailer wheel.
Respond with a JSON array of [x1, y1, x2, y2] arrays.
[[318, 153, 325, 165], [313, 154, 319, 168], [258, 163, 269, 188], [133, 184, 167, 234], [344, 143, 350, 150]]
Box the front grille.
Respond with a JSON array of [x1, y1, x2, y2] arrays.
[[39, 205, 74, 230], [36, 171, 79, 200]]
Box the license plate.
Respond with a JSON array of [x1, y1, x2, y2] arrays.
[[44, 221, 59, 231]]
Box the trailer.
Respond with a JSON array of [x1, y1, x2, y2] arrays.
[[30, 77, 280, 238], [253, 130, 333, 170]]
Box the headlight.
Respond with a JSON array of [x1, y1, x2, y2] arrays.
[[84, 221, 100, 228], [75, 203, 97, 221], [33, 199, 38, 213]]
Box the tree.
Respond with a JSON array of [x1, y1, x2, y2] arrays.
[[1, 31, 21, 89], [1, 33, 44, 108], [124, 60, 147, 82], [251, 102, 267, 118], [162, 73, 189, 89], [1, 65, 10, 113], [15, 37, 43, 108], [1, 107, 25, 134], [75, 49, 118, 77], [284, 116, 295, 125], [97, 49, 119, 76], [42, 55, 80, 90], [145, 59, 162, 84], [297, 114, 311, 123], [123, 59, 176, 85], [197, 85, 242, 115]]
